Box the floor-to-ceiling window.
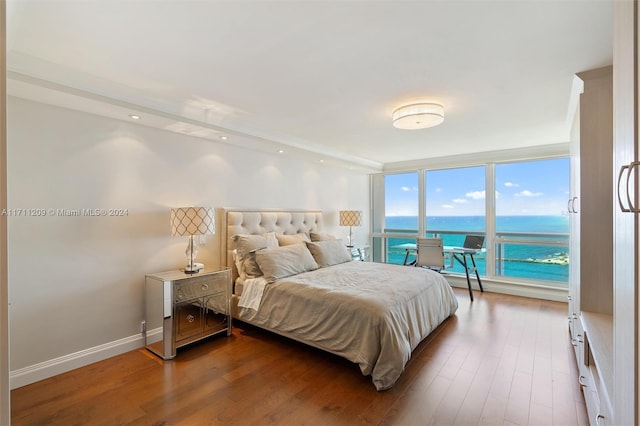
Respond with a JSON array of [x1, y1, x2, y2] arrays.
[[383, 172, 419, 264], [425, 166, 486, 276], [371, 154, 570, 287], [494, 158, 570, 282]]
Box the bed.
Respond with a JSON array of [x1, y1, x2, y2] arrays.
[[219, 209, 459, 391]]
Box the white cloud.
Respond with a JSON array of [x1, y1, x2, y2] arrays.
[[504, 182, 519, 187], [515, 189, 543, 197], [466, 190, 486, 200], [441, 204, 454, 209], [401, 186, 418, 192], [453, 198, 468, 204]]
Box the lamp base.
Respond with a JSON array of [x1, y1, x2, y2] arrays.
[[183, 262, 204, 274]]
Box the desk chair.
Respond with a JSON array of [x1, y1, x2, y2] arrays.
[[415, 237, 445, 272]]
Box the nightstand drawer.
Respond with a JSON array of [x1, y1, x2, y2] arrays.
[[175, 281, 223, 302]]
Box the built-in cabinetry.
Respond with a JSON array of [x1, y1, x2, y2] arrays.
[[568, 65, 613, 425], [569, 3, 640, 422]]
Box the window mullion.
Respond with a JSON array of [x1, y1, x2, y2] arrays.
[[485, 163, 496, 278], [418, 169, 426, 237]]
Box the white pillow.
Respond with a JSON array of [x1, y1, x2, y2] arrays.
[[255, 243, 318, 282], [310, 231, 337, 242], [233, 232, 279, 278], [276, 233, 311, 246], [305, 239, 352, 268]]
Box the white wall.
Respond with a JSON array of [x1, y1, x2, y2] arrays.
[[7, 96, 369, 387]]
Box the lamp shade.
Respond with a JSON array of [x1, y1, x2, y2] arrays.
[[170, 207, 215, 236], [339, 210, 362, 227], [392, 102, 444, 130]]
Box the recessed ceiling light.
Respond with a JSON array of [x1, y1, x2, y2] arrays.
[[129, 114, 141, 120], [319, 159, 325, 163], [220, 136, 228, 140], [278, 149, 284, 154]]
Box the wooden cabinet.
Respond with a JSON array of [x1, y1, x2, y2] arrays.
[[144, 267, 232, 360], [568, 65, 613, 425], [611, 1, 639, 425]]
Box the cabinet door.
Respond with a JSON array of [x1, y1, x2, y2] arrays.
[[203, 293, 229, 334], [613, 1, 638, 424], [174, 301, 204, 343]]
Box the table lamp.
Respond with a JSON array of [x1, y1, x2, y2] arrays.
[[339, 210, 362, 248], [170, 207, 215, 274]]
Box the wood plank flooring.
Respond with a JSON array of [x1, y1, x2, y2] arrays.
[[11, 288, 588, 425]]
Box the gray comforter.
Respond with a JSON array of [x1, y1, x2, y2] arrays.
[[237, 261, 459, 390]]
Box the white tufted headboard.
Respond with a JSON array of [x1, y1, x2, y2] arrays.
[[218, 208, 323, 282]]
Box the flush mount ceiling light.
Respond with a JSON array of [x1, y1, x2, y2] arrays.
[[392, 102, 444, 130]]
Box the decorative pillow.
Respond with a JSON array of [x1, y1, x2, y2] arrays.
[[233, 232, 279, 278], [305, 239, 352, 268], [310, 231, 337, 242], [276, 233, 310, 246], [255, 243, 318, 282]]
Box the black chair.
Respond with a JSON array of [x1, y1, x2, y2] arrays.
[[453, 235, 485, 300]]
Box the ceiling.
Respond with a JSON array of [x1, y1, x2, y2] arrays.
[[6, 0, 613, 171]]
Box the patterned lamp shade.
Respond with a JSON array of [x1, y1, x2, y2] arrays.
[[170, 207, 215, 236], [339, 210, 362, 227]]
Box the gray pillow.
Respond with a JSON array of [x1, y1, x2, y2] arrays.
[[305, 239, 352, 268], [255, 243, 318, 282], [233, 233, 278, 278]]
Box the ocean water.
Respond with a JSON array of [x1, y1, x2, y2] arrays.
[[384, 215, 569, 283]]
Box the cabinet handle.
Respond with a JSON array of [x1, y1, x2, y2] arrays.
[[567, 198, 573, 213], [618, 164, 630, 211], [618, 162, 640, 213], [201, 284, 209, 291], [579, 375, 587, 388], [596, 414, 606, 426]]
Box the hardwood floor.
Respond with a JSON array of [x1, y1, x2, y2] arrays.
[[11, 288, 588, 425]]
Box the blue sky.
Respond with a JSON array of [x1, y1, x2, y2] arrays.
[[385, 158, 570, 216]]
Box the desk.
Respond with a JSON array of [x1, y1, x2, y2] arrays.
[[392, 243, 485, 301]]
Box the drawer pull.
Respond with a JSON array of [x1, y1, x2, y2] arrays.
[[202, 284, 209, 291], [596, 414, 605, 426], [187, 314, 195, 323]]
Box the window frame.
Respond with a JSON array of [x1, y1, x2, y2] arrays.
[[370, 145, 570, 287]]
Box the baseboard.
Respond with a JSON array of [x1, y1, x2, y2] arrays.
[[10, 332, 146, 390], [444, 274, 568, 302]]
